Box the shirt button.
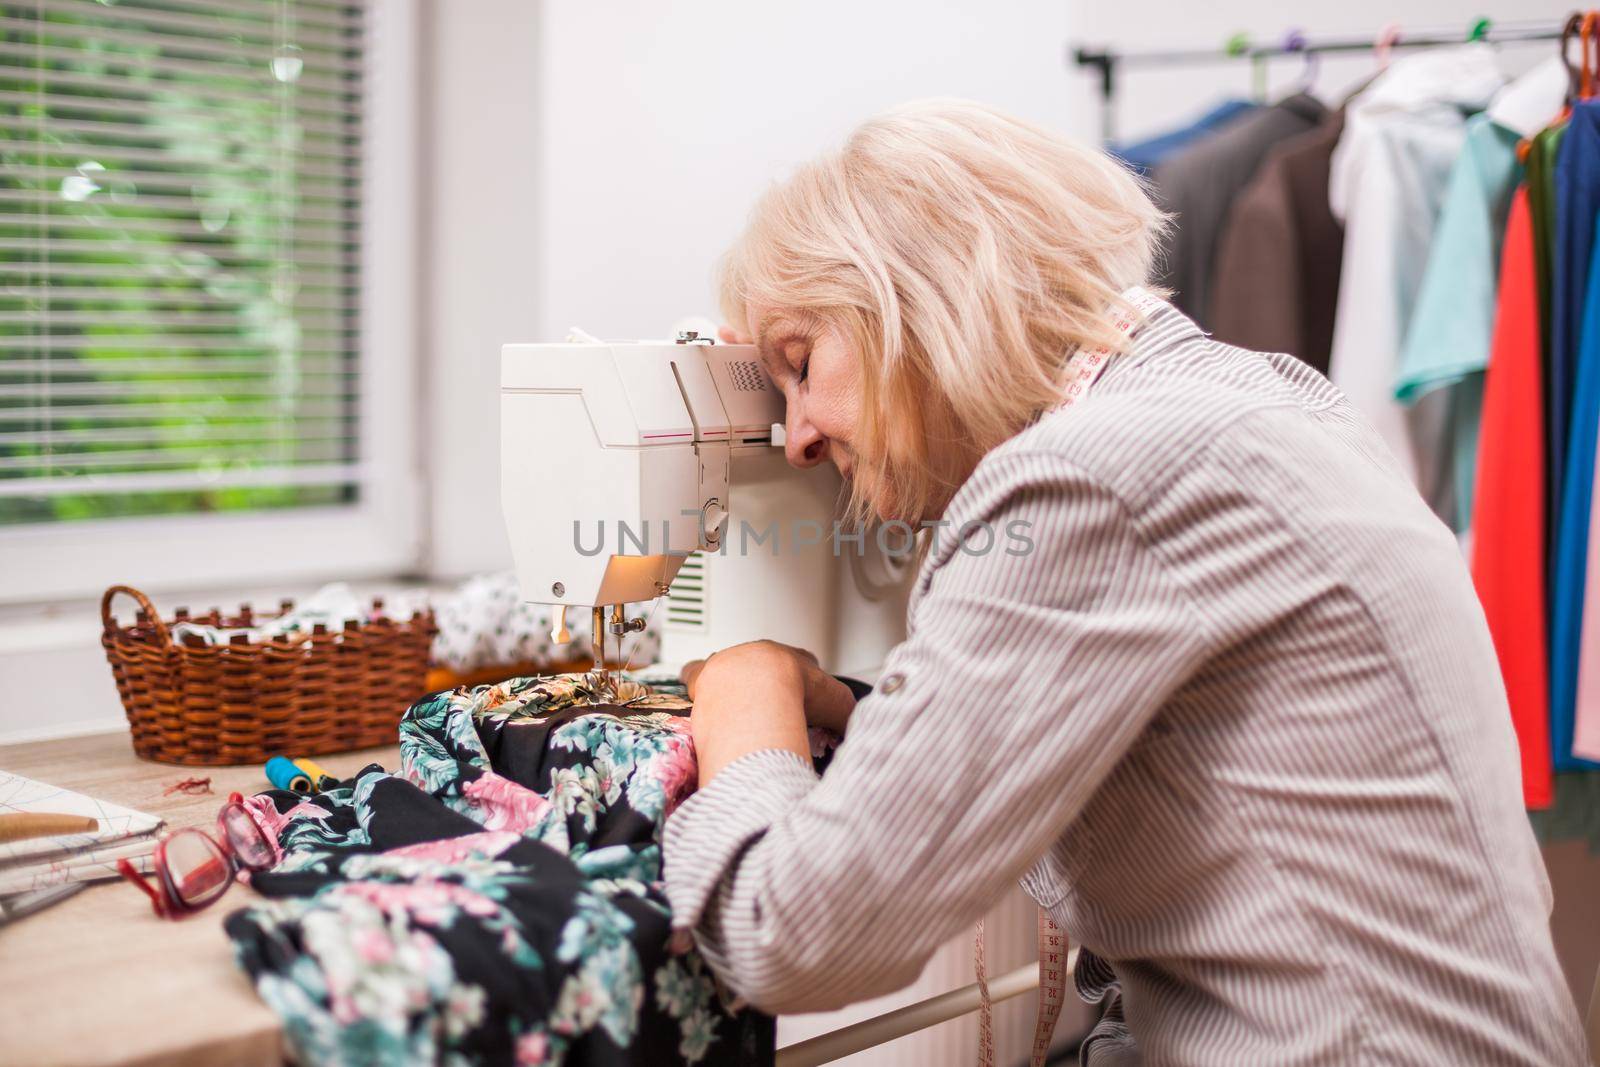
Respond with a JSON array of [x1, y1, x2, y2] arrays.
[[879, 672, 905, 694]]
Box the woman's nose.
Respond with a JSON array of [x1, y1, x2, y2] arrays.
[[784, 408, 827, 469]]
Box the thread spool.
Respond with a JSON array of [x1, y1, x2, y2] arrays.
[[265, 755, 312, 794], [292, 757, 342, 792]]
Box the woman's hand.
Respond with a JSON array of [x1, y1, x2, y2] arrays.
[[682, 640, 856, 732], [681, 640, 858, 785]]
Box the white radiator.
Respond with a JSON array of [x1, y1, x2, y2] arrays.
[[776, 885, 1090, 1065]]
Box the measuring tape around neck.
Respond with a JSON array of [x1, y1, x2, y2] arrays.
[[1046, 285, 1167, 415]]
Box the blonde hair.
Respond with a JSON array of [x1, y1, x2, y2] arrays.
[[718, 97, 1167, 528]]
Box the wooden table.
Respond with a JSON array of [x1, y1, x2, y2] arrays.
[[0, 731, 399, 1067]]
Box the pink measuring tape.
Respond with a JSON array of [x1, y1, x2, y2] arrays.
[[1046, 286, 1167, 414], [974, 286, 1163, 1067]]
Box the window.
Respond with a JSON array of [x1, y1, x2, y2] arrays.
[[0, 0, 419, 602]]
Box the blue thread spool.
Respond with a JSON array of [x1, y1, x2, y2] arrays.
[[265, 755, 312, 794], [292, 757, 341, 792]]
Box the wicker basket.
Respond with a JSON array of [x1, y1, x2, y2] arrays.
[[100, 584, 438, 766]]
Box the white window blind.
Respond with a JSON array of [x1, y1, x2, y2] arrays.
[[0, 0, 365, 527]]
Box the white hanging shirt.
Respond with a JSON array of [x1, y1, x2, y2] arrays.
[[1326, 44, 1505, 519]]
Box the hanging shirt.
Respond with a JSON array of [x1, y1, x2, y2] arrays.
[[1576, 271, 1600, 761], [1549, 105, 1600, 772], [1208, 110, 1346, 375], [1528, 124, 1567, 359], [1529, 122, 1568, 337], [1327, 45, 1505, 526], [1151, 93, 1326, 325], [1472, 187, 1554, 807], [1394, 116, 1521, 532], [1553, 102, 1600, 481], [1527, 122, 1569, 564], [1109, 98, 1257, 176], [1395, 60, 1567, 535], [1552, 206, 1600, 772]]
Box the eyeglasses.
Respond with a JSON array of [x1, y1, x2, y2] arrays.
[[117, 791, 275, 919]]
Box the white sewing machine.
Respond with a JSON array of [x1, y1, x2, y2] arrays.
[[500, 329, 911, 686]]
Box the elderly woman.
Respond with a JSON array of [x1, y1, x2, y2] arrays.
[[665, 99, 1585, 1065]]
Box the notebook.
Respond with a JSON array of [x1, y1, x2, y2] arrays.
[[0, 770, 164, 868], [0, 840, 158, 896]]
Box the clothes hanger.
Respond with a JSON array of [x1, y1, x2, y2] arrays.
[[1283, 29, 1319, 97], [1583, 10, 1598, 100], [1565, 10, 1597, 102], [1373, 23, 1403, 71], [1223, 31, 1268, 104], [1558, 11, 1584, 105], [1519, 11, 1586, 164]]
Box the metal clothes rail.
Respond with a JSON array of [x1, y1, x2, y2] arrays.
[[1071, 18, 1569, 143]]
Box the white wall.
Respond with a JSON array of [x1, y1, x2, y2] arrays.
[[532, 1, 1076, 342], [422, 0, 1074, 576], [419, 0, 542, 576]]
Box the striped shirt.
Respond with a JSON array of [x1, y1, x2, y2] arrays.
[[662, 297, 1587, 1065]]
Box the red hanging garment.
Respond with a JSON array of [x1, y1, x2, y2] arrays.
[[1470, 185, 1554, 809]]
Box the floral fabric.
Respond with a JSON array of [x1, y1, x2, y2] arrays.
[[224, 672, 787, 1067]]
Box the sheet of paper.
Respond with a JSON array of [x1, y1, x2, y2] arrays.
[[0, 840, 158, 895], [0, 770, 163, 867]]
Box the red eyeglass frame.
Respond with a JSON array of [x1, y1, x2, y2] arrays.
[[117, 790, 275, 919]]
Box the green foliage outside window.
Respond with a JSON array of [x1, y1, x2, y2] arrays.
[[0, 2, 362, 526]]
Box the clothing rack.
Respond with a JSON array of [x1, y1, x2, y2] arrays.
[[1071, 19, 1569, 143]]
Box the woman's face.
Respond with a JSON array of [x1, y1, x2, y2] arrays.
[[742, 303, 953, 524], [749, 308, 882, 511]]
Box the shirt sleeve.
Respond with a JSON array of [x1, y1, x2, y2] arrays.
[[1395, 119, 1517, 403], [660, 450, 1217, 1014]]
